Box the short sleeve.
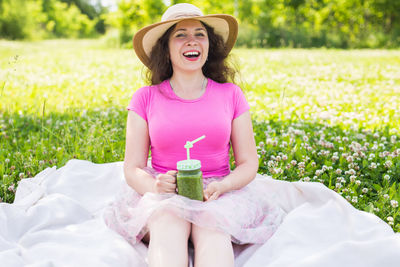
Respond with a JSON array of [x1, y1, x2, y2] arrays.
[[232, 85, 250, 119], [127, 86, 150, 121]]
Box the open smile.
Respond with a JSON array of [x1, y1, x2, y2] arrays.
[[183, 50, 201, 61]]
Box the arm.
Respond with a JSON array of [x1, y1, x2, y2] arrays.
[[124, 111, 176, 195], [204, 111, 259, 200]]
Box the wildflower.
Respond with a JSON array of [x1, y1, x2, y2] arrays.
[[370, 163, 377, 169], [8, 184, 15, 192], [383, 194, 389, 200], [315, 169, 323, 176], [5, 158, 10, 164], [311, 162, 316, 167], [384, 175, 390, 181], [298, 162, 305, 168], [384, 161, 392, 168], [303, 135, 309, 142], [373, 133, 379, 138], [362, 188, 368, 194], [336, 183, 342, 189], [259, 141, 265, 148], [390, 200, 398, 208], [387, 216, 394, 224], [336, 169, 342, 175], [345, 196, 351, 201], [352, 196, 358, 203], [282, 155, 288, 161], [332, 155, 339, 161], [303, 177, 310, 182], [391, 135, 397, 143], [3, 174, 8, 179], [350, 175, 356, 183], [355, 180, 361, 186], [291, 160, 297, 166], [19, 173, 24, 179], [276, 156, 281, 161]]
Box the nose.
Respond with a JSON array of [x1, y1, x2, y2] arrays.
[[186, 34, 198, 46]]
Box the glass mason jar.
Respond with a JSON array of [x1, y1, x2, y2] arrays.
[[176, 159, 203, 201]]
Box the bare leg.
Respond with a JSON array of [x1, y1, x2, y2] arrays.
[[191, 224, 234, 267], [147, 210, 191, 267]]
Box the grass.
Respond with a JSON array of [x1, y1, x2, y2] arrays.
[[1, 39, 399, 232]]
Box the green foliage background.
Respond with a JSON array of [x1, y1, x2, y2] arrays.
[[1, 0, 400, 48]]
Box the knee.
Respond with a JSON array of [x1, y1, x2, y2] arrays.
[[147, 210, 191, 241], [191, 224, 232, 250]]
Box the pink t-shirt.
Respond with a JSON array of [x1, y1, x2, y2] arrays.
[[127, 78, 250, 178]]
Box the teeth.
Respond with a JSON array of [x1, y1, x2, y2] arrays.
[[183, 51, 199, 56]]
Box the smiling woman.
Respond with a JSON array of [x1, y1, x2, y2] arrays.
[[103, 3, 284, 267]]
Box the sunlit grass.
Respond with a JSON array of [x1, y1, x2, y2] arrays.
[[1, 40, 399, 231]]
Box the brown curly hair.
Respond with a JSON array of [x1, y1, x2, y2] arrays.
[[146, 21, 236, 85]]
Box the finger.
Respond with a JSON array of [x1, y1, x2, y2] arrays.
[[166, 170, 178, 177], [206, 192, 219, 202]]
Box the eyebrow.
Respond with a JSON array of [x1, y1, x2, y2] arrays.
[[174, 28, 206, 32]]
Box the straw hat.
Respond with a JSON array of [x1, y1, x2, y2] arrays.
[[133, 3, 238, 68]]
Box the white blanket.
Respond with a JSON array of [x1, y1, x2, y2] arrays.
[[1, 160, 399, 266]]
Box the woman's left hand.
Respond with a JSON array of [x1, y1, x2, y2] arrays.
[[204, 181, 228, 201]]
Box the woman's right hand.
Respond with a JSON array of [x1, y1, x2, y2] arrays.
[[153, 170, 177, 194]]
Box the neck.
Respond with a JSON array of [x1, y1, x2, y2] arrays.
[[170, 70, 206, 94]]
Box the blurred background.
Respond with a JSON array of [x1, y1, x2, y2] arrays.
[[1, 0, 399, 48]]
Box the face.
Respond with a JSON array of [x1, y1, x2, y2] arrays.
[[168, 19, 209, 73]]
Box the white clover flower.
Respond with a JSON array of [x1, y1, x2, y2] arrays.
[[332, 155, 339, 161], [348, 169, 356, 175], [383, 194, 390, 200], [352, 196, 358, 203], [362, 188, 368, 194], [5, 158, 10, 164], [291, 160, 297, 166], [303, 135, 309, 142], [282, 155, 288, 161], [350, 175, 356, 183], [355, 180, 361, 186], [19, 173, 24, 179], [3, 174, 8, 179], [370, 163, 377, 169], [315, 169, 323, 176], [384, 161, 392, 168], [345, 195, 351, 201], [384, 175, 390, 181], [387, 217, 394, 226], [8, 184, 15, 192], [373, 133, 379, 138], [374, 207, 380, 212], [390, 200, 398, 208], [311, 162, 316, 167], [259, 141, 265, 147], [303, 177, 310, 182], [276, 156, 281, 161], [391, 135, 397, 143], [266, 138, 273, 145], [339, 147, 344, 151], [336, 183, 342, 189], [372, 144, 378, 150], [298, 162, 305, 168], [336, 169, 342, 175]]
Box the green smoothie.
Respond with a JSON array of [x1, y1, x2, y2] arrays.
[[176, 159, 203, 201]]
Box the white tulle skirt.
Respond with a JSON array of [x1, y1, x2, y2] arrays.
[[103, 167, 285, 245]]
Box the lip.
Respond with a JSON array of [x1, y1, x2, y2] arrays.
[[182, 49, 201, 62]]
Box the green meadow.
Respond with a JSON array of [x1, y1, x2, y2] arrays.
[[1, 40, 399, 231]]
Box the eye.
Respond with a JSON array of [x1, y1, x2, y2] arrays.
[[175, 33, 185, 38], [195, 32, 205, 37]]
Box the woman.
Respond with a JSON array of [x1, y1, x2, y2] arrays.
[[105, 3, 283, 267]]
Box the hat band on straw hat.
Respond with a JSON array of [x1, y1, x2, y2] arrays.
[[133, 3, 238, 68]]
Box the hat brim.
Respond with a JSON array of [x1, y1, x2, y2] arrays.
[[133, 14, 238, 68]]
